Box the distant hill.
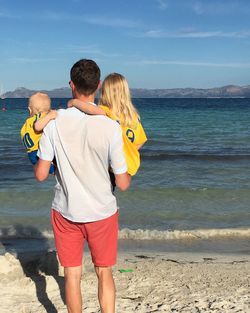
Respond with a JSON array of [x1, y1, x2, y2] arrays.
[[2, 85, 250, 98], [2, 87, 71, 98], [130, 85, 250, 98]]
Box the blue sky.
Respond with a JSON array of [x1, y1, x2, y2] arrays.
[[0, 0, 250, 91]]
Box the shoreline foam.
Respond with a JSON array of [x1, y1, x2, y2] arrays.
[[1, 227, 250, 257], [1, 226, 250, 240]]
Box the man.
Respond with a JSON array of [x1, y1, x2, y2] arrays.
[[34, 59, 131, 313]]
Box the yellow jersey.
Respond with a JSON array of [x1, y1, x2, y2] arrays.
[[20, 113, 45, 153], [99, 105, 147, 176]]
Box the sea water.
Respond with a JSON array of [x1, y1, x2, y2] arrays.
[[0, 98, 250, 253]]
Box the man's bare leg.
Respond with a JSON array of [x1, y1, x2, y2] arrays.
[[64, 266, 82, 313], [95, 266, 115, 313]]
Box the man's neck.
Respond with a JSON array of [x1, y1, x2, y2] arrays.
[[74, 92, 95, 104]]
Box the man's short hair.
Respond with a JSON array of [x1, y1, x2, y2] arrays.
[[70, 59, 101, 96]]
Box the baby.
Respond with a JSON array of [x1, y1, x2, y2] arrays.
[[20, 92, 57, 173]]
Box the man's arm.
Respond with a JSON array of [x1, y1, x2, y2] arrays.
[[34, 159, 51, 181], [110, 124, 131, 191], [35, 121, 55, 181]]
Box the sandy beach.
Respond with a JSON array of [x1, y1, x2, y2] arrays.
[[0, 246, 249, 313]]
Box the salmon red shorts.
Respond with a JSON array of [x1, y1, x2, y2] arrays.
[[51, 209, 118, 267]]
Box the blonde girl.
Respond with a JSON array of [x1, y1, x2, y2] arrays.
[[68, 73, 147, 176]]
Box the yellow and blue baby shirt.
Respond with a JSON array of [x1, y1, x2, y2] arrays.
[[20, 113, 45, 153], [20, 112, 56, 174], [99, 105, 147, 176]]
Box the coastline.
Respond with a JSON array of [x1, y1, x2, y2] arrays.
[[1, 227, 250, 256], [0, 239, 249, 313]]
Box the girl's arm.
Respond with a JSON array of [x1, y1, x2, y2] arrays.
[[34, 110, 57, 132], [68, 99, 105, 115]]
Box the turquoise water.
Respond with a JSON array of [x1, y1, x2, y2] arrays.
[[0, 98, 250, 243]]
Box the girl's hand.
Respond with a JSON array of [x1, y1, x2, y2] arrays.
[[67, 99, 78, 108], [48, 110, 57, 119]]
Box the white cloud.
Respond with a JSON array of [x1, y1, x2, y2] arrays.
[[156, 0, 168, 10], [43, 11, 71, 21], [42, 12, 141, 29], [65, 44, 122, 58], [141, 29, 250, 39], [191, 0, 250, 15], [83, 16, 141, 28], [9, 57, 58, 64], [192, 2, 204, 15], [0, 9, 17, 18], [134, 59, 250, 68], [0, 9, 143, 29]]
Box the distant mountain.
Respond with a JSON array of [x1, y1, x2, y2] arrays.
[[3, 87, 71, 98], [3, 85, 250, 98], [130, 85, 250, 98]]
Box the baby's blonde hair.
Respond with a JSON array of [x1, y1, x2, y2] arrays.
[[99, 73, 139, 127], [28, 92, 51, 116]]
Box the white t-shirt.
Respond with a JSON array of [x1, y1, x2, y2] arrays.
[[37, 107, 127, 222]]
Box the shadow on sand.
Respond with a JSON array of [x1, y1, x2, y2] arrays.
[[1, 224, 65, 312]]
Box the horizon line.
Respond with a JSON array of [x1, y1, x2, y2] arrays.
[[2, 83, 250, 93]]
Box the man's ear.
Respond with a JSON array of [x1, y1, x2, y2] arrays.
[[69, 81, 77, 98], [70, 80, 76, 92]]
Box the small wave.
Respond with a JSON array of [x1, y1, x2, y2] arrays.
[[1, 226, 250, 241], [118, 228, 250, 240], [141, 152, 250, 161], [0, 226, 54, 240]]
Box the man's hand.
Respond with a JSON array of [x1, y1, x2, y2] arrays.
[[34, 159, 51, 181]]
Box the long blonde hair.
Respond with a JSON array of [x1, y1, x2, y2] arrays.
[[99, 73, 139, 127]]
